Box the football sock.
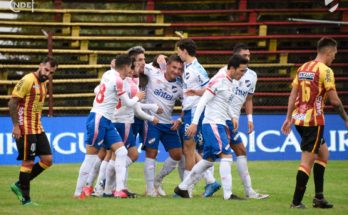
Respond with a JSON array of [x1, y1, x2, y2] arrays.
[[314, 160, 327, 200], [144, 157, 156, 193], [156, 157, 178, 182], [220, 158, 233, 200], [74, 154, 97, 196], [179, 159, 213, 190], [115, 146, 128, 191], [86, 157, 102, 186], [30, 161, 51, 181], [95, 160, 108, 190], [236, 156, 253, 195], [292, 167, 310, 205], [19, 165, 32, 201], [178, 155, 185, 181], [104, 160, 116, 195]]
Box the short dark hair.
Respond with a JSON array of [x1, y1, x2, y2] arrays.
[[127, 46, 145, 59], [317, 37, 337, 52], [41, 56, 58, 68], [115, 54, 132, 69], [167, 55, 183, 65], [233, 43, 249, 54], [227, 54, 249, 70], [176, 38, 197, 56]]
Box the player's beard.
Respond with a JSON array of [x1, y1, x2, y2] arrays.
[[38, 70, 49, 82]]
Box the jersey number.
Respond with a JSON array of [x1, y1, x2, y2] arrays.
[[96, 84, 106, 103], [300, 81, 311, 102]]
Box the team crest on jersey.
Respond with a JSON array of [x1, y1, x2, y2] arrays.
[[299, 72, 315, 81], [172, 85, 178, 94], [185, 72, 190, 80], [245, 80, 251, 87]]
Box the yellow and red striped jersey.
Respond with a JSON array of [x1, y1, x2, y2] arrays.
[[12, 72, 47, 134], [291, 61, 336, 126]]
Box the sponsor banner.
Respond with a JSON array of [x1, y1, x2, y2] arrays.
[[0, 115, 347, 165]]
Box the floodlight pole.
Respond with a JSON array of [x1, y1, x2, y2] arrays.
[[42, 29, 54, 116]]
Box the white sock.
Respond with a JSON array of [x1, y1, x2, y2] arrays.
[[115, 146, 128, 192], [220, 158, 233, 200], [94, 160, 108, 191], [179, 159, 213, 190], [74, 154, 97, 196], [178, 155, 185, 181], [104, 160, 115, 195], [156, 157, 178, 183], [202, 168, 216, 185], [86, 157, 102, 186], [236, 155, 253, 195], [125, 156, 133, 189], [144, 157, 156, 193]]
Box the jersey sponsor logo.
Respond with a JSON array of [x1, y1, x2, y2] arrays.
[[292, 113, 306, 121], [154, 89, 173, 101], [18, 107, 24, 126], [298, 72, 315, 81], [16, 79, 25, 91], [32, 84, 40, 89], [316, 96, 323, 115], [325, 69, 332, 83], [235, 87, 249, 97]]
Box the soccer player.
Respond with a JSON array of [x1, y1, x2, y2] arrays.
[[74, 54, 145, 199], [128, 46, 148, 148], [174, 54, 248, 200], [176, 38, 210, 183], [218, 43, 269, 199], [9, 57, 58, 205], [143, 55, 184, 197], [281, 37, 348, 209]]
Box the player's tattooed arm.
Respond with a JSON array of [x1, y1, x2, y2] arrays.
[[8, 97, 22, 139]]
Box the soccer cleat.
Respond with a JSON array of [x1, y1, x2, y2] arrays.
[[74, 191, 86, 200], [102, 193, 114, 198], [91, 185, 104, 197], [312, 198, 333, 209], [22, 199, 38, 206], [202, 181, 221, 198], [290, 203, 306, 209], [114, 190, 129, 198], [227, 194, 246, 200], [246, 192, 270, 200], [82, 186, 94, 197], [122, 189, 137, 198], [145, 189, 159, 197], [154, 177, 166, 197], [174, 186, 190, 198], [10, 182, 24, 202]]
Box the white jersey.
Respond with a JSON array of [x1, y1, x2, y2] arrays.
[[112, 77, 139, 123], [144, 65, 183, 124], [201, 71, 236, 125], [91, 69, 125, 120], [219, 66, 257, 120], [182, 58, 209, 111]]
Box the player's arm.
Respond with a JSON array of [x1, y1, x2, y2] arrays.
[[186, 90, 215, 137], [119, 92, 145, 107], [138, 103, 163, 114], [245, 94, 254, 133], [281, 85, 298, 135], [327, 90, 348, 129], [8, 97, 21, 139], [185, 87, 206, 96], [134, 102, 158, 124]]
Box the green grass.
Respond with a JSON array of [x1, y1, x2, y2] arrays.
[[1, 161, 348, 215]]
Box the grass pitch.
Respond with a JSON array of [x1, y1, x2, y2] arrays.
[[1, 161, 348, 215]]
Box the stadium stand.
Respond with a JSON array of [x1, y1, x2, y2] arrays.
[[0, 0, 347, 114]]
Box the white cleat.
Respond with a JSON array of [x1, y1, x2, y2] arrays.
[[145, 189, 159, 197], [247, 192, 270, 200], [154, 176, 166, 196]]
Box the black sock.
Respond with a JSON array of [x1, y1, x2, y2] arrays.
[[30, 162, 46, 181], [314, 162, 325, 200], [19, 171, 31, 201], [292, 170, 309, 205]]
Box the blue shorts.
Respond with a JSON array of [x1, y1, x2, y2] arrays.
[[179, 109, 204, 150], [202, 123, 232, 161], [113, 123, 136, 149], [132, 116, 145, 145], [145, 122, 182, 152], [226, 120, 243, 145], [85, 112, 123, 150]]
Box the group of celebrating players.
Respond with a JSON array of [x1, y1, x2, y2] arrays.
[[73, 39, 269, 200]]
